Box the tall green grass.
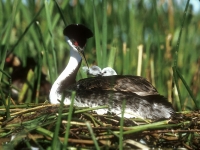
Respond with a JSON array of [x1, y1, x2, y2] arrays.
[[0, 0, 199, 113], [0, 0, 200, 148]]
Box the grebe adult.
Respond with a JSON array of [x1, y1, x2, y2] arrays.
[[49, 24, 175, 120], [82, 65, 117, 76]]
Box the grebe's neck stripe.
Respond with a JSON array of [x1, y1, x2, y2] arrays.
[[58, 59, 82, 94]]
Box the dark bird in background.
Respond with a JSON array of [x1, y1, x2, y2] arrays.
[[5, 53, 51, 103]]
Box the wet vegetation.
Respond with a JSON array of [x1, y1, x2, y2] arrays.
[[0, 0, 200, 149]]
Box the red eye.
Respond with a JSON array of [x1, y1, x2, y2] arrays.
[[6, 57, 11, 62], [73, 41, 79, 46]]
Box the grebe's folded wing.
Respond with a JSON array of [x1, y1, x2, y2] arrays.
[[70, 75, 159, 96]]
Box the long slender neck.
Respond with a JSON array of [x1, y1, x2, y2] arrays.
[[49, 43, 82, 104], [56, 47, 82, 84]]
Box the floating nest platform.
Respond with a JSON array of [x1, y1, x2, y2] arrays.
[[0, 104, 200, 149]]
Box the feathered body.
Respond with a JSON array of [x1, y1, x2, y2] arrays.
[[57, 75, 174, 119], [49, 24, 175, 120]]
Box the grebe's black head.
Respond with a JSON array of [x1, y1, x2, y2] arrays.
[[63, 24, 93, 68], [63, 24, 93, 48]]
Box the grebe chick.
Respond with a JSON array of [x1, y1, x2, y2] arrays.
[[101, 67, 117, 76], [82, 66, 117, 76], [82, 65, 102, 76], [49, 24, 175, 120]]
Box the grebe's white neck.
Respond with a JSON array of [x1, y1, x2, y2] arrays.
[[49, 37, 82, 104]]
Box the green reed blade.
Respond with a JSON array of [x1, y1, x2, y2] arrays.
[[63, 91, 76, 149], [177, 69, 199, 109], [93, 0, 102, 68], [119, 100, 126, 150], [51, 94, 65, 150], [86, 121, 100, 150], [45, 0, 57, 81], [53, 0, 67, 26], [108, 46, 117, 68], [102, 0, 107, 67]]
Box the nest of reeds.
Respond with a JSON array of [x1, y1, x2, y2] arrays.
[[0, 104, 200, 149]]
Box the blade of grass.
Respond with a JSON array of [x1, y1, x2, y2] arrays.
[[34, 54, 42, 104], [123, 139, 149, 149], [63, 91, 76, 149], [51, 94, 65, 150], [102, 0, 107, 67], [173, 0, 190, 68], [0, 68, 11, 119], [74, 0, 81, 23], [36, 126, 54, 138], [107, 46, 117, 68], [0, 46, 7, 82], [8, 4, 44, 55], [172, 0, 190, 110], [137, 45, 143, 76], [18, 69, 34, 103], [35, 21, 54, 85], [53, 0, 67, 26], [86, 121, 100, 150], [93, 0, 102, 68], [0, 0, 21, 80], [122, 43, 130, 75], [177, 69, 199, 109], [119, 100, 126, 150], [45, 0, 57, 82], [123, 120, 187, 135]]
